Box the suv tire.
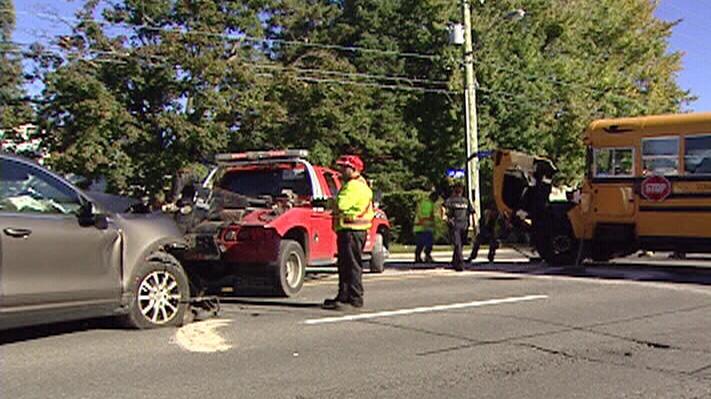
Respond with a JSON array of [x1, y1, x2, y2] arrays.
[[122, 253, 190, 329]]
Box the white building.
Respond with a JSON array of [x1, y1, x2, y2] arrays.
[[0, 123, 48, 163]]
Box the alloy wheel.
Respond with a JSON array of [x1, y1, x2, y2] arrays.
[[137, 271, 182, 325]]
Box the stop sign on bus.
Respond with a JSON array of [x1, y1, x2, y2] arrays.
[[641, 175, 672, 201]]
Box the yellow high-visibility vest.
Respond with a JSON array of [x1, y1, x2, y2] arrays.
[[414, 198, 435, 233], [335, 176, 374, 231]]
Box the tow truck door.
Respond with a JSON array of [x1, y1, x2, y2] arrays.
[[309, 169, 339, 262]]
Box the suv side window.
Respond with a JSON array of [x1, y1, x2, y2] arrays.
[[642, 136, 679, 176], [0, 158, 82, 215]]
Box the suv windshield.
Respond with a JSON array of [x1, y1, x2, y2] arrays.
[[216, 165, 312, 198]]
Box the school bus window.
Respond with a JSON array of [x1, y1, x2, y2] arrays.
[[593, 147, 633, 177], [642, 137, 679, 175], [684, 134, 711, 175]]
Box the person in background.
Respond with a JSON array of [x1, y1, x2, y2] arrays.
[[323, 154, 374, 310], [414, 191, 438, 264], [442, 183, 475, 271], [469, 204, 506, 264]]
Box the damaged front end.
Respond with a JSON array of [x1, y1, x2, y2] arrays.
[[493, 149, 580, 266], [169, 186, 292, 291]]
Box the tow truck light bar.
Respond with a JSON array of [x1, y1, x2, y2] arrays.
[[215, 149, 309, 162]]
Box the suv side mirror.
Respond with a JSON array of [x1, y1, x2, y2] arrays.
[[78, 201, 109, 229]]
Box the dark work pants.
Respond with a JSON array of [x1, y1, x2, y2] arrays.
[[449, 222, 468, 269], [470, 232, 498, 262], [336, 229, 366, 305], [415, 231, 434, 261]]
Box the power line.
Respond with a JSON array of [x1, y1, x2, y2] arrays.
[[4, 8, 440, 62], [4, 6, 668, 108], [267, 74, 457, 95], [5, 43, 632, 109], [243, 63, 450, 87], [9, 40, 450, 92], [6, 6, 671, 107]]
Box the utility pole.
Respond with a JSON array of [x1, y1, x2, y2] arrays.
[[461, 0, 481, 221]]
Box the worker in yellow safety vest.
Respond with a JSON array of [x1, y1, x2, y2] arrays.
[[323, 154, 374, 310], [414, 191, 439, 264]]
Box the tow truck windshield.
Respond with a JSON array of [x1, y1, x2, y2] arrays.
[[216, 165, 312, 198]]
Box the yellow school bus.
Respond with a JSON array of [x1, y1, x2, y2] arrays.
[[494, 112, 711, 266]]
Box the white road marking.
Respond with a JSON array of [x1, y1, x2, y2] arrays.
[[175, 319, 232, 353], [304, 294, 548, 325]]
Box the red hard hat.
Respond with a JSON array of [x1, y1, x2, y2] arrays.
[[336, 155, 364, 172]]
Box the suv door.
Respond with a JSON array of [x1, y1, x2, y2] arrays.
[[0, 157, 122, 312]]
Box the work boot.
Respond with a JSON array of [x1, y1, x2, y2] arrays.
[[323, 299, 361, 311], [322, 294, 349, 309], [322, 298, 346, 309]]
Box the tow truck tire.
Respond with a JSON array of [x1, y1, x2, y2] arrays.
[[273, 240, 306, 297], [122, 253, 190, 329], [369, 232, 386, 273]]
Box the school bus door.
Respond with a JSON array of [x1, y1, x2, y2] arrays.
[[589, 146, 636, 219]]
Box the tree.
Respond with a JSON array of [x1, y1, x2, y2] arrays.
[[37, 0, 272, 195], [262, 0, 458, 191], [32, 0, 692, 198], [471, 0, 692, 184], [0, 0, 33, 131]]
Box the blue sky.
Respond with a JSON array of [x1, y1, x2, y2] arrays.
[[655, 0, 711, 112], [10, 0, 711, 112]]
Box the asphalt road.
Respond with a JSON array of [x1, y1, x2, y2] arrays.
[[2, 249, 711, 399]]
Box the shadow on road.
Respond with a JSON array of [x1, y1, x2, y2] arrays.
[[0, 317, 116, 346], [218, 298, 324, 308]]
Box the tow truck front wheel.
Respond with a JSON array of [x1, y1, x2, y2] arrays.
[[272, 240, 306, 297]]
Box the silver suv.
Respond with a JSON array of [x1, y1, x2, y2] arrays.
[[0, 154, 191, 330]]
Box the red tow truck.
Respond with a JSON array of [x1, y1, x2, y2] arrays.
[[179, 150, 390, 297]]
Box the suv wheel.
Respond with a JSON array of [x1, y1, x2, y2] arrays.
[[273, 240, 306, 297], [122, 253, 190, 329]]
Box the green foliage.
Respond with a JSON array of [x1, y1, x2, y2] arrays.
[[36, 0, 271, 195], [27, 0, 693, 197], [472, 0, 692, 184], [0, 0, 34, 130]]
